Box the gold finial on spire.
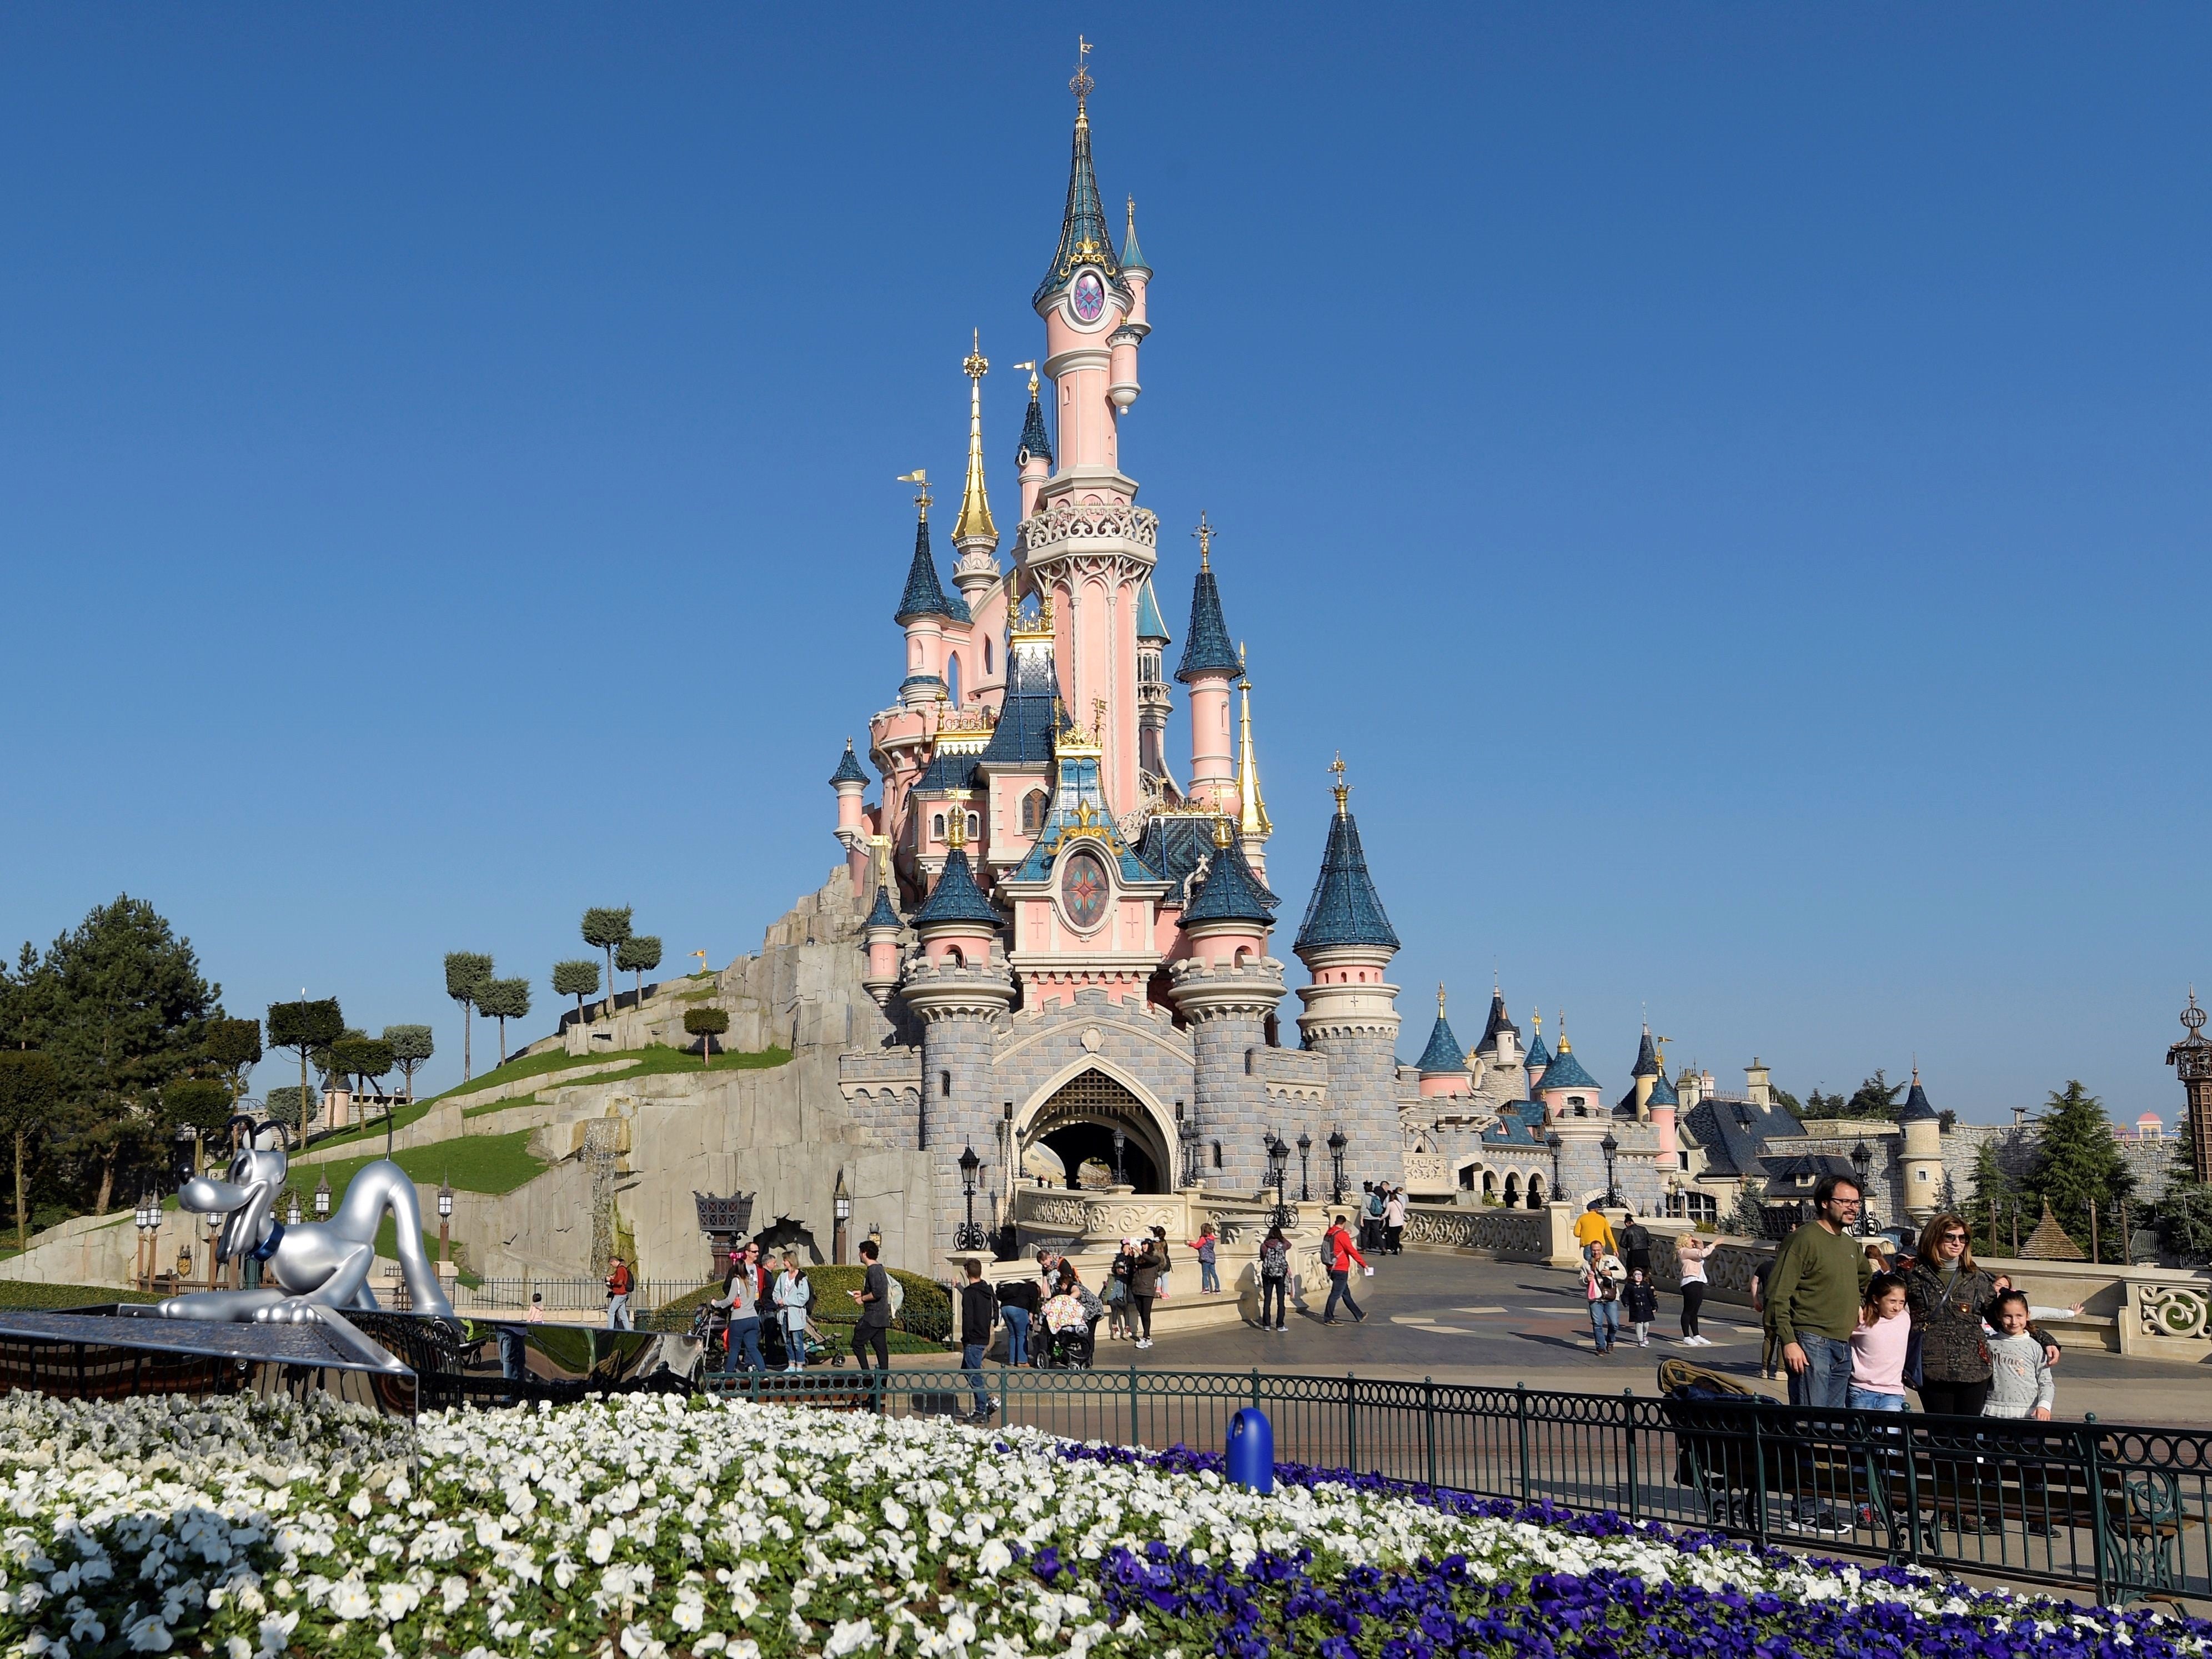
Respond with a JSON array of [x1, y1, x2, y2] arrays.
[[896, 470, 931, 519], [1192, 511, 1215, 571], [1211, 813, 1233, 848], [1236, 649, 1272, 839], [1071, 36, 1094, 113], [954, 331, 997, 545], [1532, 1008, 1542, 1040], [1437, 983, 1448, 1016], [1330, 752, 1350, 816], [1014, 359, 1039, 397], [1557, 1011, 1569, 1053]]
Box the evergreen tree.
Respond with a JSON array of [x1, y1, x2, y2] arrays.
[[2153, 1120, 2212, 1266], [553, 960, 600, 1019], [2019, 1080, 2133, 1256], [1769, 1084, 1804, 1119], [1965, 1137, 2014, 1253], [615, 935, 662, 999], [204, 1017, 262, 1105], [1727, 1176, 1767, 1240], [1842, 1070, 1905, 1121], [683, 1006, 730, 1068], [267, 999, 345, 1136]]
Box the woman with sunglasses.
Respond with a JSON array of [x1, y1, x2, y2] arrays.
[[1903, 1214, 2059, 1416]]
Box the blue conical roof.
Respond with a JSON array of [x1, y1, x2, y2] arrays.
[[1120, 198, 1150, 275], [1647, 1067, 1679, 1108], [977, 631, 1066, 766], [1135, 578, 1169, 643], [1178, 834, 1276, 929], [1632, 1028, 1659, 1079], [1536, 1043, 1599, 1095], [1477, 989, 1519, 1054], [1175, 564, 1242, 682], [912, 848, 1002, 931], [829, 740, 869, 788], [1034, 104, 1129, 309], [894, 517, 955, 624], [1016, 387, 1053, 469], [864, 886, 902, 931], [1526, 1030, 1552, 1072], [1900, 1074, 1939, 1122], [1293, 804, 1400, 954], [1416, 1008, 1466, 1074]]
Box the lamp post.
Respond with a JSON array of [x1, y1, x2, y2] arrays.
[[1264, 1134, 1294, 1229], [1176, 1102, 1198, 1191], [1110, 1127, 1127, 1188], [134, 1191, 159, 1290], [313, 1171, 332, 1220], [173, 1125, 197, 1185], [1297, 1131, 1312, 1203], [1546, 1130, 1563, 1200], [955, 1146, 986, 1251], [1599, 1131, 1621, 1210], [438, 1177, 454, 1266], [1849, 1140, 1873, 1236], [1327, 1128, 1347, 1204], [204, 1211, 223, 1291], [832, 1170, 851, 1266], [285, 1190, 302, 1228]]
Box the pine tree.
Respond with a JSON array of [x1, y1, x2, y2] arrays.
[[2019, 1080, 2133, 1256], [1965, 1137, 2014, 1254], [2154, 1117, 2212, 1266], [1728, 1176, 1767, 1240]]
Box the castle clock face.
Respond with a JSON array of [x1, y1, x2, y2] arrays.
[[1070, 270, 1106, 324], [1060, 848, 1110, 929]]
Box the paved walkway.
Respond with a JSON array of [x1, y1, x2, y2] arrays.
[[893, 1250, 2212, 1426]]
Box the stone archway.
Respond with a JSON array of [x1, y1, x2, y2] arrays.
[[1018, 1065, 1177, 1195]]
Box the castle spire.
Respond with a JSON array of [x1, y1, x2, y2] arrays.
[[1293, 758, 1400, 954], [1236, 646, 1272, 840], [891, 473, 953, 624], [1120, 194, 1151, 275], [952, 332, 999, 550], [1176, 518, 1241, 681], [1015, 362, 1053, 469], [1034, 39, 1126, 308]]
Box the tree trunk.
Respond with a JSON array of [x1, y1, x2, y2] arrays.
[[94, 1142, 117, 1217], [300, 1049, 310, 1132], [12, 1129, 24, 1251], [464, 1005, 473, 1081]]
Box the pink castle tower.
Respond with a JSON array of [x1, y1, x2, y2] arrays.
[[1416, 986, 1472, 1100]]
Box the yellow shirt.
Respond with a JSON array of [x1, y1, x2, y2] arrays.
[[1573, 1212, 1617, 1254]]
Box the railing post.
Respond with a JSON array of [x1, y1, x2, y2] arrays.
[[1424, 1376, 1438, 1492], [1516, 1382, 1532, 1506], [1251, 1367, 1262, 1412], [1750, 1401, 1769, 1553], [1901, 1416, 1922, 1568], [2082, 1420, 2114, 1606], [1129, 1366, 1141, 1449], [1346, 1372, 1358, 1475], [1622, 1389, 1639, 1522]]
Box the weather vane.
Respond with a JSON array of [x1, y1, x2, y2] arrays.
[[1071, 37, 1094, 108], [1193, 510, 1215, 569], [896, 469, 931, 517]]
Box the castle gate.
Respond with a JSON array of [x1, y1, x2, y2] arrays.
[[1019, 1066, 1177, 1195]]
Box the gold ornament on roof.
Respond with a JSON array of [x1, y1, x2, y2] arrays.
[[896, 470, 931, 519], [1070, 36, 1093, 113], [1330, 753, 1350, 815], [1192, 511, 1215, 572], [953, 330, 997, 546]]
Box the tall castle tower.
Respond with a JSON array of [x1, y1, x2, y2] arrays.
[[1897, 1067, 1944, 1222]]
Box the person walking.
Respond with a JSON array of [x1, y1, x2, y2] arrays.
[[1362, 1183, 1386, 1254], [1257, 1224, 1290, 1331], [772, 1251, 811, 1371], [1186, 1223, 1221, 1294], [1766, 1174, 1872, 1408], [1582, 1250, 1623, 1355], [604, 1256, 634, 1331], [1383, 1187, 1407, 1255], [1674, 1232, 1712, 1346], [1622, 1266, 1658, 1347], [713, 1242, 766, 1373], [849, 1239, 893, 1383], [1572, 1202, 1617, 1260], [1128, 1233, 1165, 1349], [1619, 1212, 1653, 1279], [1321, 1212, 1368, 1325], [1902, 1212, 2058, 1417], [958, 1259, 999, 1424], [1105, 1240, 1136, 1340], [997, 1271, 1037, 1366]]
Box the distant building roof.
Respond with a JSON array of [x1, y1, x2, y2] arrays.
[[1483, 1102, 1545, 1147], [1678, 1096, 1805, 1179], [1899, 1072, 1939, 1122]]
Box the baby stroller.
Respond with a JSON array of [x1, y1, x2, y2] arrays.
[[1040, 1289, 1099, 1371]]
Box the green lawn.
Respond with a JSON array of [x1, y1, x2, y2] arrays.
[[436, 1040, 791, 1110], [307, 1129, 548, 1200]]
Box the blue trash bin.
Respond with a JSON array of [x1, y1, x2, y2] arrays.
[[1226, 1406, 1274, 1494]]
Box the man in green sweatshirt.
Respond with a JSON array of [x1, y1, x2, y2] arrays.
[[1765, 1174, 1872, 1409]]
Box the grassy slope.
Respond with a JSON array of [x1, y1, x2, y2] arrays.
[[0, 1280, 162, 1309], [451, 1042, 793, 1120], [307, 1130, 548, 1199]]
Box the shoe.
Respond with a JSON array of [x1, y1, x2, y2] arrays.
[[1638, 1337, 1649, 1347], [1274, 1325, 1287, 1332], [1785, 1508, 1852, 1537], [1353, 1312, 1366, 1324], [1135, 1339, 1151, 1349], [1323, 1318, 1340, 1326]]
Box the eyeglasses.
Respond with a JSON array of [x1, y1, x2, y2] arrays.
[[1938, 1231, 1966, 1242]]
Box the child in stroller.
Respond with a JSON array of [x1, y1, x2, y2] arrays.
[[1040, 1269, 1102, 1370]]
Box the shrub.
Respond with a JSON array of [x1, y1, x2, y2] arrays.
[[659, 1264, 950, 1341]]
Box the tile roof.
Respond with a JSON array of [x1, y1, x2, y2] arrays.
[[1899, 1073, 1939, 1122], [1016, 387, 1054, 469], [1647, 1067, 1680, 1109], [977, 636, 1066, 768], [1135, 577, 1169, 643], [1678, 1096, 1804, 1180], [1175, 563, 1242, 682], [1474, 990, 1519, 1055], [1525, 1029, 1553, 1073], [1292, 805, 1400, 953], [911, 847, 1002, 930], [1416, 1008, 1467, 1074], [1632, 1028, 1660, 1078], [863, 886, 903, 931], [894, 517, 955, 624], [911, 748, 981, 794], [1119, 197, 1150, 275], [1034, 104, 1131, 310], [829, 741, 869, 788], [1534, 1044, 1599, 1096], [1007, 749, 1156, 886], [1482, 1103, 1546, 1147], [1178, 834, 1277, 929]]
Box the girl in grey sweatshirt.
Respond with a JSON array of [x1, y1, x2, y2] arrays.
[[1983, 1291, 2056, 1420]]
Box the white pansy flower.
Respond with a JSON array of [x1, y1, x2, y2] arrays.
[[328, 1577, 373, 1621], [585, 1526, 614, 1565]]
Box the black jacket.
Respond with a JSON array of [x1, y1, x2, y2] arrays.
[[959, 1279, 999, 1345], [1623, 1281, 1659, 1322], [997, 1279, 1039, 1316]]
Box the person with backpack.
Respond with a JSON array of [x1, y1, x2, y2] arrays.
[[604, 1256, 634, 1331], [849, 1239, 894, 1380], [1362, 1184, 1386, 1254], [1582, 1250, 1624, 1355], [958, 1259, 999, 1424], [1257, 1224, 1291, 1331], [1321, 1212, 1368, 1325]]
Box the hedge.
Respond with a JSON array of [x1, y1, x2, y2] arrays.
[[659, 1265, 951, 1342]]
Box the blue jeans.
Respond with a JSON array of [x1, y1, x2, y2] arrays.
[[1200, 1260, 1220, 1293], [1001, 1307, 1030, 1367], [961, 1342, 990, 1416], [1786, 1330, 1854, 1409], [606, 1294, 631, 1330], [1589, 1299, 1619, 1352], [1848, 1386, 1905, 1412], [1261, 1277, 1287, 1327], [1324, 1269, 1363, 1321], [726, 1316, 763, 1372]]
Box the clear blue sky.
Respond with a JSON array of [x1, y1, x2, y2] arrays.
[[3, 10, 2206, 1121]]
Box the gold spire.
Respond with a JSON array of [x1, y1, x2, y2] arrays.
[[1330, 752, 1350, 816], [1557, 1011, 1570, 1053], [1437, 983, 1448, 1016], [1070, 36, 1093, 117], [953, 332, 997, 546], [896, 470, 931, 519], [1236, 645, 1272, 839], [1193, 510, 1214, 572]]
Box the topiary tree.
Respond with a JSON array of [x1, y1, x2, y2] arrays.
[[0, 1051, 57, 1251], [330, 1036, 396, 1100], [163, 1077, 233, 1176], [615, 935, 662, 1000], [444, 952, 493, 1080], [683, 1006, 730, 1069], [581, 909, 633, 1014], [383, 1025, 434, 1104], [476, 978, 531, 1071], [204, 1016, 262, 1105], [553, 959, 600, 1020], [262, 1085, 312, 1131], [267, 998, 344, 1137]]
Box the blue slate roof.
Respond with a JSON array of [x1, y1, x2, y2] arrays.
[[1525, 1029, 1553, 1074], [1483, 1102, 1544, 1147], [1647, 1067, 1680, 1109], [1476, 989, 1519, 1054], [1016, 387, 1054, 469], [1034, 104, 1131, 309], [1632, 1029, 1660, 1079], [1008, 749, 1156, 886], [1175, 564, 1242, 682], [1135, 578, 1169, 643], [1292, 806, 1400, 954], [863, 886, 902, 931], [1416, 1010, 1466, 1074], [1178, 835, 1276, 929], [1534, 1043, 1599, 1096], [911, 748, 981, 794], [1679, 1096, 1803, 1180], [829, 741, 869, 788], [1120, 198, 1150, 274], [894, 517, 955, 624], [1899, 1075, 1939, 1122], [943, 587, 972, 625], [977, 636, 1066, 767], [911, 848, 1002, 931], [900, 674, 946, 696], [1135, 813, 1274, 907]]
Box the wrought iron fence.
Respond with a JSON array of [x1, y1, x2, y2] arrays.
[[456, 1277, 717, 1312], [698, 1364, 2212, 1607]]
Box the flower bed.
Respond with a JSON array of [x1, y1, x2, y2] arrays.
[[1, 1391, 2205, 1659]]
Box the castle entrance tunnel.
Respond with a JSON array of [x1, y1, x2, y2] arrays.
[[1021, 1067, 1172, 1195]]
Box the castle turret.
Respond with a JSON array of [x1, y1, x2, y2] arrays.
[[1649, 1064, 1681, 1170], [1524, 1009, 1551, 1094], [861, 879, 904, 1008], [829, 739, 871, 895], [1108, 197, 1150, 417], [1536, 1019, 1603, 1123], [1898, 1066, 1944, 1222], [1416, 986, 1471, 1099], [1234, 650, 1273, 881], [949, 334, 1002, 636], [1293, 756, 1403, 1193], [1165, 816, 1283, 1192], [1015, 366, 1052, 523], [1621, 1024, 1660, 1121], [894, 477, 955, 708], [1177, 522, 1241, 812], [1135, 577, 1174, 798]]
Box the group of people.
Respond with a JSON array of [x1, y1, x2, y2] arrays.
[[1759, 1176, 2065, 1421], [1575, 1204, 1708, 1354], [702, 1239, 820, 1372], [1357, 1182, 1410, 1256]]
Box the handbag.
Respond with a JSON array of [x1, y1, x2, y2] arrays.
[[1901, 1329, 1924, 1391]]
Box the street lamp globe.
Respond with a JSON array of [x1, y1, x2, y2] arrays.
[[957, 1144, 981, 1199], [285, 1191, 302, 1228], [313, 1171, 332, 1220], [438, 1179, 454, 1221]]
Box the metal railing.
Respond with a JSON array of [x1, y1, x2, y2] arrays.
[[457, 1277, 717, 1312], [698, 1364, 2212, 1607]]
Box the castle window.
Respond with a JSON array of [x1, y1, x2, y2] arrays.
[[966, 811, 980, 841], [1212, 1140, 1223, 1170], [940, 1070, 951, 1098], [946, 654, 961, 705], [1022, 790, 1047, 834], [984, 636, 994, 675], [931, 813, 945, 841]]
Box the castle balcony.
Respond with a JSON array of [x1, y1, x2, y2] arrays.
[[1016, 497, 1159, 565]]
